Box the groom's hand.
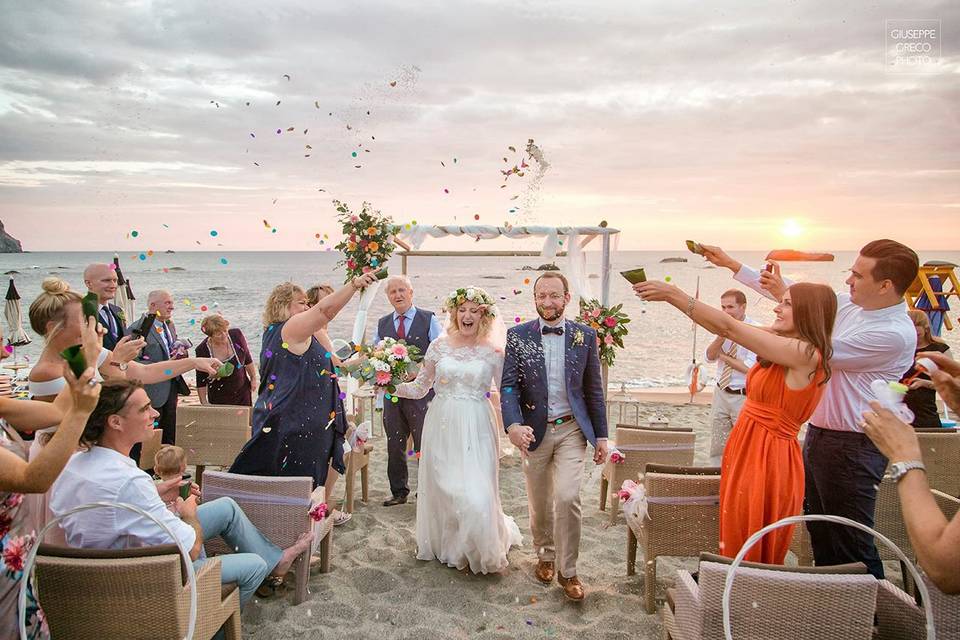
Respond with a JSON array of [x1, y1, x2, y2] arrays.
[[507, 424, 534, 452], [593, 438, 609, 465]]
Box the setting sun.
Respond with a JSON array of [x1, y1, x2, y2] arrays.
[[780, 218, 804, 238]]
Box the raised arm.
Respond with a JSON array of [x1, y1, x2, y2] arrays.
[[283, 272, 378, 349], [394, 341, 439, 400], [0, 366, 100, 493], [635, 281, 818, 373], [125, 356, 221, 383], [863, 403, 960, 593]]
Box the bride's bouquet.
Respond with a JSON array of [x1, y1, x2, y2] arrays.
[[349, 337, 421, 399]]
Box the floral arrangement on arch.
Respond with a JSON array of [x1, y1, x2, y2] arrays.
[[577, 299, 630, 367], [349, 337, 422, 399], [332, 200, 398, 281], [444, 287, 497, 317]]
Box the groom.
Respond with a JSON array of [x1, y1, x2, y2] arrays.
[[501, 271, 608, 601]]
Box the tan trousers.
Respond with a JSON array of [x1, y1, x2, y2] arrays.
[[708, 388, 746, 466], [523, 419, 588, 578]]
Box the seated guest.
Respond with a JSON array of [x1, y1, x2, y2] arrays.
[[901, 309, 952, 428], [1, 330, 100, 639], [195, 314, 258, 407], [154, 444, 187, 485], [863, 349, 960, 593], [50, 380, 314, 609], [83, 262, 127, 351]]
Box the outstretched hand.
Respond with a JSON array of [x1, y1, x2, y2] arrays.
[[699, 244, 741, 272], [633, 280, 681, 303], [759, 261, 787, 301]]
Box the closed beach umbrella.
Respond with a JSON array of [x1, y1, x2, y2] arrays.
[[113, 255, 135, 320], [124, 279, 137, 319], [4, 278, 31, 346]]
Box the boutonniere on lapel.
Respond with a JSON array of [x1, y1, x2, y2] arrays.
[[573, 329, 585, 347], [116, 308, 126, 324]]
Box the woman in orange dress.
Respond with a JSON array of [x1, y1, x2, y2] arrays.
[[635, 280, 836, 564]]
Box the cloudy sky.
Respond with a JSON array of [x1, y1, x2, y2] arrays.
[[1, 0, 957, 252]]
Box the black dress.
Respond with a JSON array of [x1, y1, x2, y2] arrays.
[[195, 328, 254, 407], [902, 341, 951, 428], [229, 321, 347, 487]]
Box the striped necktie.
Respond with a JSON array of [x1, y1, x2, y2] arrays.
[[717, 342, 739, 389]]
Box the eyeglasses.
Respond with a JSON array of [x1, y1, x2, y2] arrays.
[[534, 293, 565, 302]]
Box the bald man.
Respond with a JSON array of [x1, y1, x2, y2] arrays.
[[84, 262, 127, 350], [127, 290, 184, 453]]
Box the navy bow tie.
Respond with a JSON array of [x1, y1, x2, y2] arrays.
[[541, 326, 564, 336]]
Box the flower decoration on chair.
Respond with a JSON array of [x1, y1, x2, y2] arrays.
[[308, 502, 329, 522], [332, 200, 398, 281], [577, 299, 630, 367], [443, 287, 497, 317], [350, 337, 422, 399]]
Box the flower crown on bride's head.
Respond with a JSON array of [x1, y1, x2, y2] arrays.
[[444, 286, 497, 317]]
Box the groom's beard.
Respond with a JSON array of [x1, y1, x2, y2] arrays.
[[536, 304, 566, 323]]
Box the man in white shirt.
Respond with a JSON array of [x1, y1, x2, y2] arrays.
[[704, 289, 758, 465], [702, 239, 919, 577], [51, 380, 314, 609]]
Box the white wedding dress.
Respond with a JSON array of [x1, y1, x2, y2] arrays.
[[396, 337, 522, 573]]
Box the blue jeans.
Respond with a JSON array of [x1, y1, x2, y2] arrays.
[[195, 497, 282, 608], [802, 425, 887, 578]]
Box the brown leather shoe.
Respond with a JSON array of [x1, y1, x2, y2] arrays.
[[557, 573, 585, 601], [534, 560, 555, 584]]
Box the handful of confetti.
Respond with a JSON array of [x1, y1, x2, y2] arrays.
[[308, 502, 329, 522], [350, 337, 422, 398], [332, 200, 398, 280]]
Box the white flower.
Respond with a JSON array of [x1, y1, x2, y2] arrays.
[[466, 288, 476, 300]]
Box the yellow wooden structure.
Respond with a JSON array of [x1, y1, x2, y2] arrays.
[[906, 261, 960, 331]]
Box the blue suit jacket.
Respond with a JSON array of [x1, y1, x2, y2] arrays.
[[500, 319, 608, 451]]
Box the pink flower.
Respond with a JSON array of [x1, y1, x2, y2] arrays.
[[375, 371, 393, 385], [4, 494, 22, 509], [346, 259, 356, 269], [604, 316, 617, 327], [2, 534, 34, 573], [604, 334, 614, 345], [391, 344, 408, 358], [350, 216, 359, 223], [617, 479, 639, 502], [309, 503, 329, 522], [591, 308, 602, 318], [610, 450, 625, 464]]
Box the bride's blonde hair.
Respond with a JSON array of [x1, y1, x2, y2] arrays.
[[445, 286, 496, 339], [29, 277, 82, 339]]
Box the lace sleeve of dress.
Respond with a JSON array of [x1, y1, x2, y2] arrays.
[[395, 339, 441, 400], [490, 347, 505, 392]]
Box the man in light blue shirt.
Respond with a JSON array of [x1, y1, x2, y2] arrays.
[[374, 275, 442, 505]]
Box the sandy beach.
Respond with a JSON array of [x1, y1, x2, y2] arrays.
[[239, 397, 711, 640]]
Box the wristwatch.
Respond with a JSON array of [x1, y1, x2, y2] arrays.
[[110, 361, 129, 371], [889, 460, 926, 482]]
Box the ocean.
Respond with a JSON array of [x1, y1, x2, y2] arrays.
[[3, 250, 959, 389]]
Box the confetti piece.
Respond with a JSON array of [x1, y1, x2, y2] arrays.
[[131, 230, 139, 237], [164, 369, 172, 376], [220, 257, 228, 265], [338, 392, 347, 400], [200, 305, 208, 311], [523, 278, 530, 284], [390, 81, 397, 87], [599, 220, 608, 228], [286, 127, 294, 132], [474, 214, 479, 220], [276, 129, 282, 134], [352, 151, 357, 158], [249, 133, 255, 138], [283, 74, 291, 81], [315, 101, 320, 109], [665, 276, 672, 282], [265, 350, 273, 358], [139, 253, 147, 261], [281, 342, 289, 349], [210, 230, 218, 237], [514, 316, 521, 323], [444, 188, 449, 194], [262, 427, 272, 433], [276, 100, 281, 106], [189, 319, 196, 325]]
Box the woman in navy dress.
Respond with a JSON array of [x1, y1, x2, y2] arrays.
[[230, 272, 377, 487]]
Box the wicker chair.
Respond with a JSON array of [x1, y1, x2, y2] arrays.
[[662, 556, 887, 639], [600, 426, 696, 524], [175, 405, 252, 485], [626, 463, 721, 614], [875, 476, 960, 561], [137, 427, 164, 472], [200, 470, 334, 605], [875, 573, 960, 639], [914, 430, 960, 496], [343, 424, 373, 514], [34, 543, 241, 640]]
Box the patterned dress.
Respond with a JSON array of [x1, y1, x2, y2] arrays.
[[1, 420, 46, 639]]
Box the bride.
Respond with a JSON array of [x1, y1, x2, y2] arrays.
[[395, 286, 522, 573]]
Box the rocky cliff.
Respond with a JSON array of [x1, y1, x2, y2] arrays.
[[0, 221, 23, 252]]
